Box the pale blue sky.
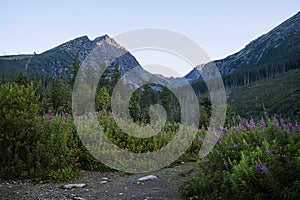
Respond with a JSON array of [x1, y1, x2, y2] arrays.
[[0, 0, 299, 76]]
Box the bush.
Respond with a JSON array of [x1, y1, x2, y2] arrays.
[[31, 112, 81, 180], [0, 83, 84, 181], [180, 116, 300, 200], [0, 83, 39, 179]]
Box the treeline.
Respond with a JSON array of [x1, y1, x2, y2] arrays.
[[222, 58, 300, 89], [191, 55, 300, 93], [0, 57, 213, 126]]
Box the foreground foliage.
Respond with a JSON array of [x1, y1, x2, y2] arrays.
[[0, 83, 107, 181], [180, 115, 300, 200], [1, 81, 299, 200], [0, 83, 197, 181]]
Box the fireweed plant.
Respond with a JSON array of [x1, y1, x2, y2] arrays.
[[180, 114, 300, 200]]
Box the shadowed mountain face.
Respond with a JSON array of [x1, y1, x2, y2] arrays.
[[0, 34, 175, 89], [0, 35, 142, 79]]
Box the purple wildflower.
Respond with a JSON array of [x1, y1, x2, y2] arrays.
[[281, 154, 286, 158], [255, 164, 261, 170], [233, 143, 238, 148], [265, 151, 271, 157], [264, 111, 267, 116], [233, 125, 239, 131], [255, 164, 268, 174], [239, 121, 247, 131], [260, 166, 267, 173], [214, 137, 222, 145], [198, 137, 204, 142], [259, 119, 266, 129], [220, 127, 226, 134], [280, 118, 288, 129], [280, 118, 284, 124], [248, 119, 255, 129]]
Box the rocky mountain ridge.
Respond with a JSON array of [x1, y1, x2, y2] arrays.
[[185, 11, 300, 83]]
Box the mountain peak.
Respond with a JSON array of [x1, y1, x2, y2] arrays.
[[93, 34, 124, 49]]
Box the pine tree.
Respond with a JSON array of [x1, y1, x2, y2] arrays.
[[161, 86, 173, 122], [71, 56, 80, 87], [129, 89, 141, 122], [96, 87, 110, 112], [112, 64, 121, 87], [51, 78, 72, 112]]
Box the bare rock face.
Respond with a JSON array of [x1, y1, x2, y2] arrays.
[[184, 11, 300, 83]]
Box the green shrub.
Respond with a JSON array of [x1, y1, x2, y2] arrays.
[[180, 116, 300, 200], [0, 83, 39, 179], [31, 113, 81, 181], [0, 83, 82, 181]]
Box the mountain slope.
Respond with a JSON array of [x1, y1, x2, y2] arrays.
[[186, 11, 300, 85], [0, 35, 141, 79], [228, 68, 300, 120], [0, 34, 175, 90]]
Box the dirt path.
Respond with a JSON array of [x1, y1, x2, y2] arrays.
[[0, 162, 199, 200]]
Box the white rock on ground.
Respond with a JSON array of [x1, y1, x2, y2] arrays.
[[72, 196, 85, 200], [137, 175, 158, 181], [100, 181, 108, 184], [62, 183, 87, 189]]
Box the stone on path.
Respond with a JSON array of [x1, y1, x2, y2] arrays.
[[100, 181, 108, 184], [62, 183, 87, 189], [137, 175, 158, 181]]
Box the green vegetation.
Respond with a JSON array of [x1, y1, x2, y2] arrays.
[[180, 116, 300, 199], [229, 69, 300, 120], [0, 53, 299, 200], [0, 61, 202, 181], [0, 83, 102, 181], [0, 81, 200, 181]]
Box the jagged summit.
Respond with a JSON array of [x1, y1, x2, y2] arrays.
[[0, 33, 132, 78], [93, 34, 125, 50]]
